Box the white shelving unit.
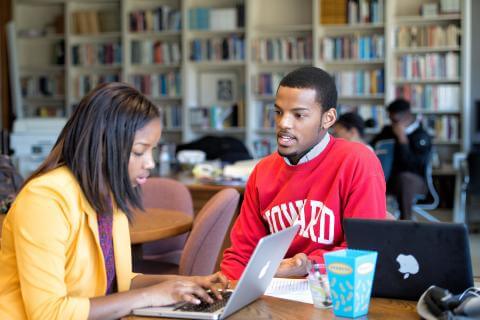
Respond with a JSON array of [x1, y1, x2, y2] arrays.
[[10, 0, 472, 169]]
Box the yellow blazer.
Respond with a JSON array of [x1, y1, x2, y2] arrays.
[[0, 166, 137, 320]]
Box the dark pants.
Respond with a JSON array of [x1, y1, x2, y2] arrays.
[[388, 172, 427, 220]]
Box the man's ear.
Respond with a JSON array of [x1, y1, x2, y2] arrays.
[[322, 108, 337, 130]]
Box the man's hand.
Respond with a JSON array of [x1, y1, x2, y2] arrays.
[[392, 122, 408, 144], [275, 253, 308, 278]]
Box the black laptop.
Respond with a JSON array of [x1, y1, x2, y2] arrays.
[[344, 219, 473, 300]]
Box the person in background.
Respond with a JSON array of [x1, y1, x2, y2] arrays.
[[0, 83, 227, 320], [220, 67, 386, 280], [371, 98, 432, 220], [331, 112, 373, 151]]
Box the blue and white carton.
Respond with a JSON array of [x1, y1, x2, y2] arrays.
[[324, 249, 378, 318]]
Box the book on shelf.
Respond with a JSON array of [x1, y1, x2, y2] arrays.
[[72, 10, 120, 35], [256, 101, 275, 129], [129, 6, 181, 32], [36, 105, 65, 118], [190, 104, 241, 130], [396, 24, 460, 49], [73, 74, 120, 99], [160, 105, 182, 128], [21, 75, 65, 98], [322, 34, 384, 61], [252, 72, 285, 96], [52, 40, 65, 65], [396, 52, 459, 80], [190, 36, 245, 61], [130, 72, 181, 98], [188, 4, 244, 30], [251, 36, 313, 62], [396, 84, 460, 112], [72, 42, 122, 66], [423, 114, 459, 142], [321, 0, 384, 25], [338, 104, 386, 131], [131, 40, 181, 65], [333, 69, 384, 96]]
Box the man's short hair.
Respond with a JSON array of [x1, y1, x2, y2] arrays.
[[336, 112, 365, 137], [387, 98, 411, 114], [278, 66, 337, 111]]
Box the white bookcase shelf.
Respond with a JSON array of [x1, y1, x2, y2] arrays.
[[11, 0, 471, 167]]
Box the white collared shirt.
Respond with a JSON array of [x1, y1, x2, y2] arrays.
[[283, 133, 331, 166]]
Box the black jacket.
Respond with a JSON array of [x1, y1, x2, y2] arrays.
[[371, 123, 432, 181]]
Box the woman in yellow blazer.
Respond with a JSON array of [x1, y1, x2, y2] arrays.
[[0, 83, 227, 320]]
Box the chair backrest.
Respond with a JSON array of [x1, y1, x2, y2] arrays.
[[412, 154, 440, 222], [141, 177, 194, 216], [179, 188, 240, 276], [374, 139, 395, 181], [467, 150, 480, 194]]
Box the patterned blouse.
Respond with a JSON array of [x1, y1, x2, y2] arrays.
[[97, 212, 117, 294]]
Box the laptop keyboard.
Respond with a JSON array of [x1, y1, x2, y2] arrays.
[[175, 291, 232, 313]]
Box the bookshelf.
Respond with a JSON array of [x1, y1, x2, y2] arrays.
[[182, 0, 247, 144], [385, 0, 467, 169], [13, 0, 66, 118], [10, 0, 472, 170], [247, 0, 314, 157], [122, 0, 184, 143]]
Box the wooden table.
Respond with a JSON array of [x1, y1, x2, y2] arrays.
[[125, 294, 418, 319], [130, 208, 193, 265], [130, 208, 193, 245]]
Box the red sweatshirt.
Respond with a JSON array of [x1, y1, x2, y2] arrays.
[[221, 137, 386, 280]]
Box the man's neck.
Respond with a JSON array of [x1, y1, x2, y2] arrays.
[[284, 133, 330, 166]]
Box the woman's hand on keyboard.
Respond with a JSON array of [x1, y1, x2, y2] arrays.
[[143, 279, 214, 307], [190, 272, 230, 300]]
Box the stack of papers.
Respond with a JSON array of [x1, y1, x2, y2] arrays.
[[264, 278, 313, 304]]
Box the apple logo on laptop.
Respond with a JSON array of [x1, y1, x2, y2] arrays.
[[258, 260, 271, 279], [396, 254, 419, 279]]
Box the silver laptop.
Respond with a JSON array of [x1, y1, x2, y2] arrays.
[[344, 219, 473, 300], [132, 224, 300, 319]]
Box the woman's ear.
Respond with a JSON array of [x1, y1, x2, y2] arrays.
[[322, 108, 337, 130]]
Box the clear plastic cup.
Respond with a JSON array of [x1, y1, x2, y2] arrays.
[[307, 261, 332, 309]]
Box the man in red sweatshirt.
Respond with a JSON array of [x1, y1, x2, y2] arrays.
[[220, 67, 386, 280]]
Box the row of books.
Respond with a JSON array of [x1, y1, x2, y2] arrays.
[[129, 72, 181, 98], [160, 105, 182, 128], [190, 36, 245, 61], [188, 5, 244, 30], [322, 34, 384, 61], [396, 52, 459, 80], [346, 0, 384, 24], [396, 24, 460, 49], [251, 37, 313, 63], [258, 102, 275, 129], [73, 74, 120, 99], [396, 84, 460, 112], [129, 6, 181, 32], [337, 104, 386, 131], [424, 115, 459, 141], [131, 40, 181, 65], [333, 69, 385, 96], [190, 104, 243, 129], [21, 75, 65, 98], [252, 72, 285, 96], [72, 43, 122, 66], [320, 0, 384, 25], [30, 105, 65, 118], [72, 10, 120, 35]]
